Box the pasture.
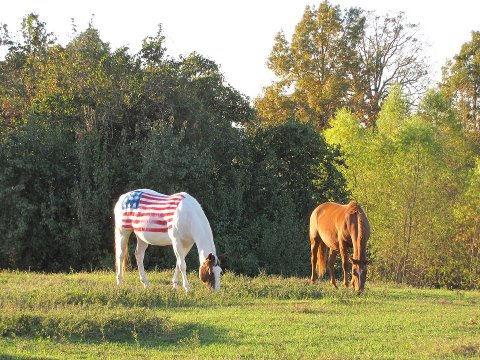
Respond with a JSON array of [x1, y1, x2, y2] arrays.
[[1, 270, 479, 359]]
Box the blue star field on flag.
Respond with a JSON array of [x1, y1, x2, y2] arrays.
[[122, 190, 144, 210]]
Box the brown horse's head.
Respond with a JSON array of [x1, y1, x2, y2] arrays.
[[349, 257, 368, 292], [199, 253, 222, 290]]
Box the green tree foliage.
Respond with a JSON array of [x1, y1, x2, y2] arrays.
[[453, 159, 480, 288], [326, 85, 478, 288], [222, 121, 347, 276], [442, 31, 480, 132], [0, 121, 77, 270], [0, 14, 345, 277]]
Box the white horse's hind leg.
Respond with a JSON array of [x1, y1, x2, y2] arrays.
[[115, 227, 131, 285], [135, 239, 150, 288]]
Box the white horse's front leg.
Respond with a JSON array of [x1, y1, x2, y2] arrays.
[[135, 239, 150, 288], [172, 266, 180, 290], [172, 240, 190, 292], [179, 262, 191, 292]]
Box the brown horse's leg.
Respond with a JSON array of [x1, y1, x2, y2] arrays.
[[339, 245, 349, 288], [328, 249, 338, 289], [310, 240, 319, 283]]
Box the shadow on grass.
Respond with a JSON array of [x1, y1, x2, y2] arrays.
[[0, 356, 53, 360], [133, 321, 230, 348], [1, 317, 229, 348]]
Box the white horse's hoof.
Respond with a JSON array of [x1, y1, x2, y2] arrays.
[[142, 281, 150, 288]]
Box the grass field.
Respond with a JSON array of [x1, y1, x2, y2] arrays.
[[1, 270, 479, 359]]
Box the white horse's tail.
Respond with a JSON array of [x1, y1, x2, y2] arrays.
[[114, 227, 129, 274], [114, 194, 132, 284]]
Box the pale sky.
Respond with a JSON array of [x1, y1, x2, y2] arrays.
[[2, 1, 479, 100]]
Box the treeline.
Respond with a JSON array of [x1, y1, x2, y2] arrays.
[[327, 87, 480, 289], [1, 2, 479, 289], [0, 14, 346, 276]]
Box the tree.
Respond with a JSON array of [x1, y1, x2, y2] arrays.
[[256, 1, 364, 129], [140, 24, 166, 66], [0, 120, 78, 270], [325, 86, 472, 287], [354, 12, 429, 126], [419, 90, 479, 288], [453, 159, 480, 288], [441, 31, 480, 132], [0, 13, 56, 132], [223, 120, 347, 276], [256, 2, 429, 129]]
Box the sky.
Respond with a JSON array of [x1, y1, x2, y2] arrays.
[[2, 1, 479, 100]]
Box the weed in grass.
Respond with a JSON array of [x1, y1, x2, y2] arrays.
[[131, 325, 140, 347], [466, 316, 478, 326], [292, 303, 317, 314], [178, 329, 201, 348], [449, 341, 480, 358]]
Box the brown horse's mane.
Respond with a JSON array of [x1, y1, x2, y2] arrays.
[[345, 201, 367, 261]]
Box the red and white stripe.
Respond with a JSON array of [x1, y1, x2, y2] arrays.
[[122, 192, 184, 233]]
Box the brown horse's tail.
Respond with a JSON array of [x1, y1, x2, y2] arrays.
[[317, 240, 327, 277], [310, 208, 327, 277]]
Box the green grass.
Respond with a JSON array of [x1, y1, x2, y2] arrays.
[[1, 270, 479, 359]]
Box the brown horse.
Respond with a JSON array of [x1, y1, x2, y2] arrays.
[[309, 201, 370, 291]]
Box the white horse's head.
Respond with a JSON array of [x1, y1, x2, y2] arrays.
[[199, 253, 222, 291]]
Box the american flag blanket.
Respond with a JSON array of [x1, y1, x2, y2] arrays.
[[121, 190, 185, 233]]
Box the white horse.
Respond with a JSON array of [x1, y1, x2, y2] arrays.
[[113, 189, 222, 291]]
